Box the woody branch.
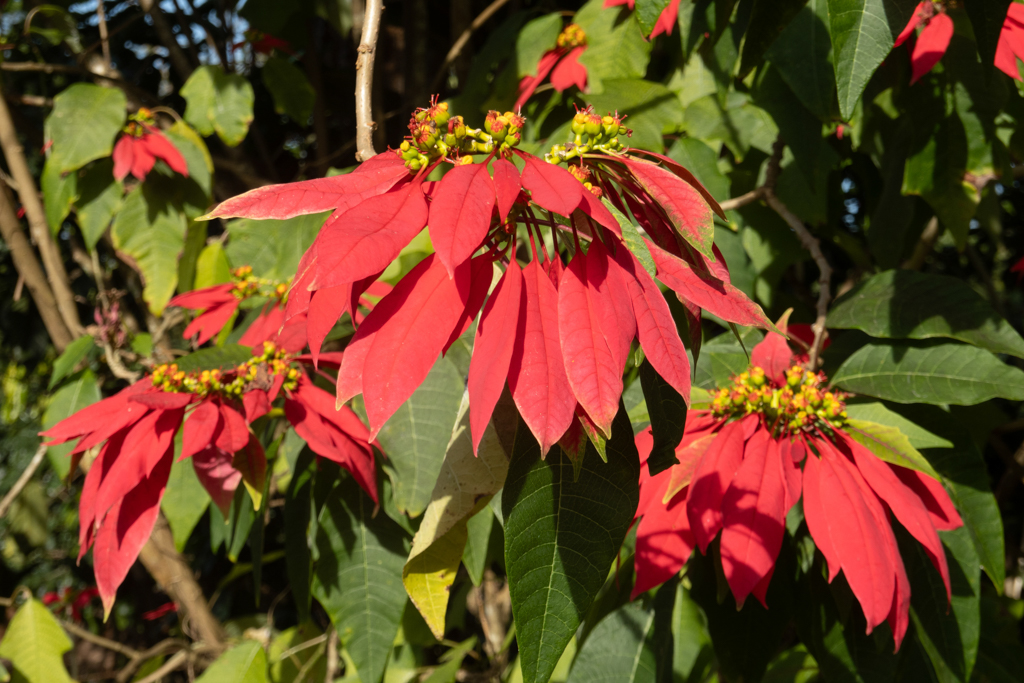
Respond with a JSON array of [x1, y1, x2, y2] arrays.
[[355, 0, 385, 161]]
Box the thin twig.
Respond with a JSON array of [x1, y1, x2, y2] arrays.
[[114, 639, 189, 683], [134, 650, 189, 683], [0, 444, 47, 519], [95, 0, 112, 71], [324, 628, 339, 683], [354, 0, 384, 161], [0, 62, 157, 104], [718, 187, 765, 212], [761, 139, 831, 368], [61, 619, 141, 659], [102, 341, 141, 383], [902, 216, 940, 270], [430, 0, 514, 94], [277, 634, 328, 661]]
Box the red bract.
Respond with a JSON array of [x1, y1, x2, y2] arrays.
[[202, 101, 770, 457], [605, 0, 682, 38], [515, 24, 589, 110], [42, 338, 380, 614], [997, 2, 1024, 80], [112, 121, 189, 183], [894, 1, 953, 84], [632, 331, 963, 651]]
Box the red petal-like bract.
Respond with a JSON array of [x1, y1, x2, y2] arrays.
[[633, 429, 694, 599], [549, 46, 587, 92], [518, 152, 584, 217], [514, 50, 563, 110], [624, 149, 727, 220], [558, 248, 622, 436], [611, 245, 691, 400], [492, 158, 522, 222], [469, 259, 523, 454], [314, 180, 429, 288], [112, 136, 134, 181], [910, 13, 953, 84], [508, 259, 576, 456], [286, 374, 378, 501], [996, 3, 1024, 80], [181, 401, 221, 460], [239, 303, 286, 348], [444, 255, 494, 355], [216, 403, 250, 453], [720, 432, 786, 607], [577, 191, 621, 237], [586, 239, 635, 372], [170, 283, 239, 346], [801, 445, 842, 581], [649, 242, 773, 330], [140, 131, 189, 177], [750, 331, 793, 384], [192, 447, 241, 516], [687, 417, 749, 551], [622, 158, 713, 256], [428, 162, 496, 276], [895, 1, 929, 47], [361, 254, 470, 436], [130, 143, 156, 181], [307, 284, 352, 367], [244, 390, 271, 422], [650, 0, 682, 38], [890, 466, 963, 531], [94, 444, 173, 617], [202, 154, 408, 220]]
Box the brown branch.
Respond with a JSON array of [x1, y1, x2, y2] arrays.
[[134, 649, 189, 683], [95, 0, 112, 72], [0, 444, 47, 519], [901, 216, 940, 270], [0, 183, 73, 349], [137, 0, 194, 81], [354, 0, 384, 161], [0, 84, 83, 340], [61, 619, 141, 659], [718, 186, 765, 212], [136, 516, 226, 649], [430, 0, 514, 94], [0, 62, 157, 105], [212, 156, 273, 188], [762, 139, 831, 368], [113, 639, 188, 683]]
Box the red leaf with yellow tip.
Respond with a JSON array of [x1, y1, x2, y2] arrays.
[[622, 158, 714, 257]]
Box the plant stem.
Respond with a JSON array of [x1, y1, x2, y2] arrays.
[[355, 0, 384, 161], [0, 444, 47, 519]]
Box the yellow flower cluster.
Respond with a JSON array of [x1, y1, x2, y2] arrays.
[[556, 23, 587, 48], [711, 364, 847, 436], [230, 265, 290, 302], [398, 99, 524, 170], [548, 106, 631, 163], [151, 341, 300, 400]]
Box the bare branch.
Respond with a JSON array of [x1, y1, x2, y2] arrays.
[[0, 183, 73, 349], [0, 444, 47, 519], [95, 0, 112, 72], [134, 650, 189, 683], [718, 187, 765, 213], [61, 619, 141, 659], [430, 0, 514, 94], [354, 0, 385, 161], [0, 83, 84, 340], [762, 139, 831, 369]]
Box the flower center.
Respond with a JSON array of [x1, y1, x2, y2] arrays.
[[151, 341, 299, 399]]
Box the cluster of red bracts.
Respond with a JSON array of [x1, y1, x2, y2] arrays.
[[632, 336, 963, 651], [112, 127, 189, 183], [204, 145, 772, 457], [41, 305, 380, 615]]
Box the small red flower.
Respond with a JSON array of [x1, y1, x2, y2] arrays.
[[894, 1, 954, 84], [112, 109, 188, 183], [632, 330, 963, 651], [515, 24, 589, 110], [996, 2, 1024, 80]]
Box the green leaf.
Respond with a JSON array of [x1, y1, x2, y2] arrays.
[[633, 0, 671, 36], [403, 390, 511, 636], [681, 93, 778, 161], [739, 0, 810, 78], [462, 506, 497, 587], [194, 242, 233, 290], [601, 197, 655, 277], [181, 65, 255, 147], [843, 402, 952, 450], [44, 83, 126, 173], [763, 645, 820, 683], [42, 369, 101, 479], [902, 113, 977, 248], [973, 595, 1024, 682], [827, 0, 916, 120], [374, 355, 466, 518], [175, 344, 253, 373], [110, 185, 187, 315], [576, 0, 652, 94], [269, 622, 326, 683], [0, 599, 73, 683], [225, 212, 329, 281], [162, 433, 211, 553], [312, 472, 409, 683], [832, 340, 1024, 405], [48, 334, 95, 389], [164, 121, 214, 199], [178, 221, 208, 297], [75, 159, 123, 250], [195, 640, 268, 683], [965, 0, 1011, 70], [828, 270, 1024, 358], [516, 13, 562, 77], [285, 449, 316, 622], [904, 525, 980, 683], [670, 583, 713, 681], [843, 418, 941, 480], [583, 80, 682, 152], [41, 156, 77, 235], [893, 405, 1005, 593], [565, 602, 657, 683], [262, 56, 316, 123], [503, 403, 640, 683], [666, 137, 730, 204], [639, 360, 685, 476]]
